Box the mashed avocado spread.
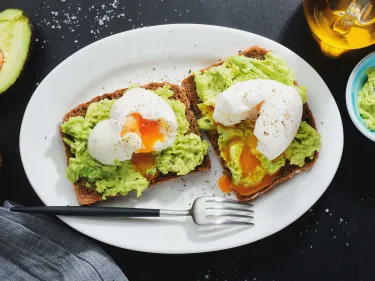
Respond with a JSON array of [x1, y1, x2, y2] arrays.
[[358, 68, 375, 131], [195, 52, 320, 186], [61, 85, 208, 199]]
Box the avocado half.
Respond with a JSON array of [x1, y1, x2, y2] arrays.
[[0, 9, 32, 94]]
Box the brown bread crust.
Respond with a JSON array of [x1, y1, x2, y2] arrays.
[[181, 46, 319, 201], [60, 82, 211, 205]]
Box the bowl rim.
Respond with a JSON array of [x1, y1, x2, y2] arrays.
[[346, 50, 375, 142]]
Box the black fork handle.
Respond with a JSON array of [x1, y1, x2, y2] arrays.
[[10, 206, 161, 217]]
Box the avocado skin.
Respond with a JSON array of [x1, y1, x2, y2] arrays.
[[0, 9, 33, 95]]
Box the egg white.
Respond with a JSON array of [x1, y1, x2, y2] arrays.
[[88, 120, 142, 165], [212, 79, 303, 160], [87, 88, 178, 165], [110, 88, 178, 152]]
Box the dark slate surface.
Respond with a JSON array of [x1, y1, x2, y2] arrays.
[[0, 0, 374, 280]]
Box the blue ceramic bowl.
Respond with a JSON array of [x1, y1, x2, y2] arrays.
[[346, 51, 375, 141]]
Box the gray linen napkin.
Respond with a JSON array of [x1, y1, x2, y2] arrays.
[[0, 201, 128, 281]]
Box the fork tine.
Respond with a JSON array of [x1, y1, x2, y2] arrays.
[[206, 214, 254, 219], [210, 219, 254, 226], [206, 198, 253, 207], [205, 207, 254, 213]]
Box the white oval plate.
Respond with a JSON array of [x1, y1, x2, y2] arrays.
[[20, 24, 343, 254]]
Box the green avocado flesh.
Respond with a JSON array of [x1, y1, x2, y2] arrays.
[[358, 68, 375, 131], [195, 52, 321, 186], [61, 85, 209, 199], [0, 9, 32, 94]]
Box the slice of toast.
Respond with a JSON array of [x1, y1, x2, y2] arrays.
[[182, 46, 319, 201], [60, 82, 211, 205]]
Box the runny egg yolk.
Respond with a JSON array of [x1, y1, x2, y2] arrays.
[[131, 153, 158, 181], [254, 101, 264, 112], [218, 134, 276, 195], [120, 112, 165, 153], [0, 51, 3, 70], [218, 174, 274, 195], [240, 135, 260, 175]]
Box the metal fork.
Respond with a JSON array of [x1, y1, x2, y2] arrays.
[[10, 196, 254, 226], [163, 196, 254, 225]]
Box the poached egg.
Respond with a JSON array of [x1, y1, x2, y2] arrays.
[[213, 79, 302, 160], [88, 88, 178, 165]]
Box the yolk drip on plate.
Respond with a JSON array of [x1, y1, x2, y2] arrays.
[[121, 112, 165, 153], [218, 134, 276, 195]]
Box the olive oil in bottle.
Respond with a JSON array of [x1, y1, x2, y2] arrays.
[[303, 0, 375, 57]]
